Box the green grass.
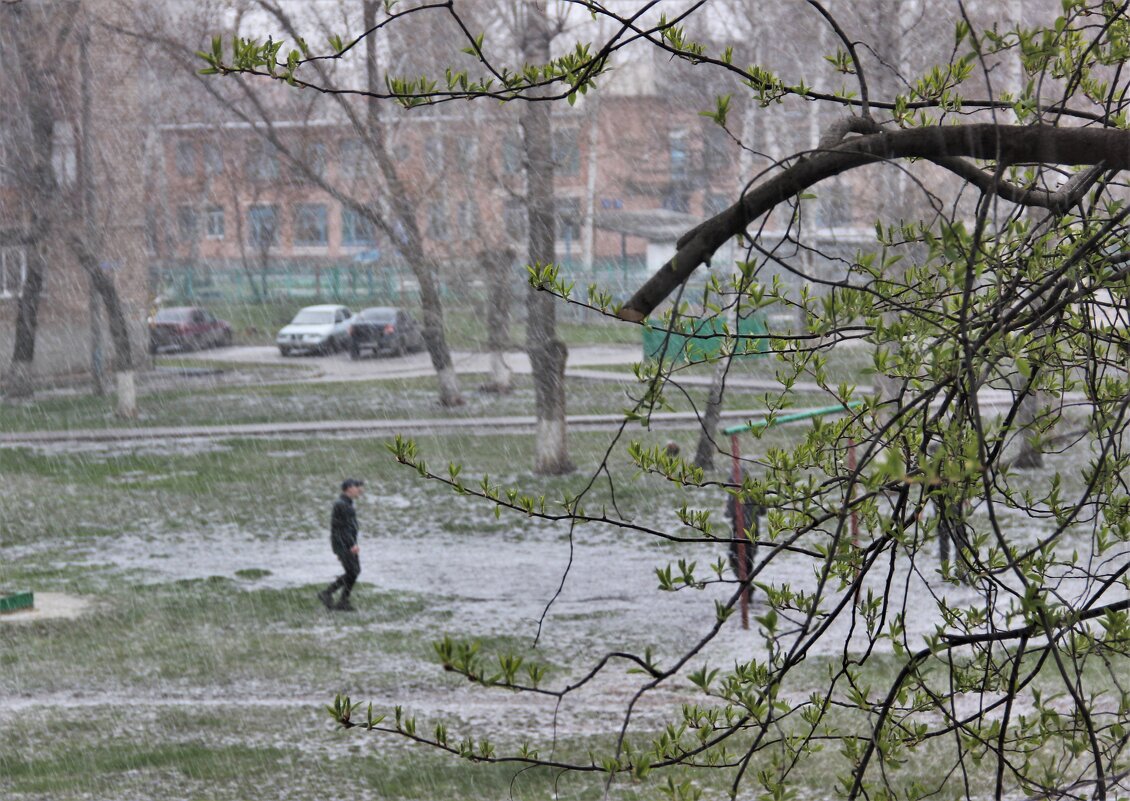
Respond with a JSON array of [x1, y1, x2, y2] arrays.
[[0, 581, 440, 694], [0, 704, 654, 801], [0, 369, 847, 433], [1, 740, 293, 796], [587, 341, 878, 388]]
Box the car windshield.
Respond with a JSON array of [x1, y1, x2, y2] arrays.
[[291, 310, 334, 325], [360, 309, 396, 323], [155, 308, 193, 323]]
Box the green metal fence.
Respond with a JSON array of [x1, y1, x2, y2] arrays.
[[154, 259, 653, 311], [155, 264, 427, 306]]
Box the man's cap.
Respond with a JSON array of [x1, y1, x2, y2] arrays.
[[341, 478, 365, 491]]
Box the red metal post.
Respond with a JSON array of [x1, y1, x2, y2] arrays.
[[847, 438, 859, 548], [731, 433, 749, 630]]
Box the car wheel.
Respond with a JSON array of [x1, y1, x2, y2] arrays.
[[221, 331, 232, 348], [279, 346, 291, 357], [350, 344, 361, 360]]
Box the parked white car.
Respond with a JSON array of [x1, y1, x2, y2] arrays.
[[276, 304, 353, 356]]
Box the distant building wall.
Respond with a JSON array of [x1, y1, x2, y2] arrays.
[[0, 0, 149, 392]]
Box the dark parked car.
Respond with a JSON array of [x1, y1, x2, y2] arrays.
[[149, 306, 232, 354], [349, 307, 425, 359]]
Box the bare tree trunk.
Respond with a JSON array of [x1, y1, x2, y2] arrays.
[[80, 25, 106, 396], [75, 19, 136, 419], [88, 275, 108, 394], [1, 3, 55, 400], [5, 246, 46, 399], [523, 5, 573, 474], [694, 89, 760, 470], [420, 280, 463, 407], [1013, 387, 1045, 469], [78, 249, 137, 417], [581, 93, 599, 271], [479, 248, 514, 393], [364, 0, 462, 407], [693, 363, 727, 469]]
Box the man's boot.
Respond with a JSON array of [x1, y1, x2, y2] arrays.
[[317, 587, 336, 609], [334, 590, 356, 612]]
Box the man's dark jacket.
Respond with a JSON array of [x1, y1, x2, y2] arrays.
[[330, 494, 359, 555]]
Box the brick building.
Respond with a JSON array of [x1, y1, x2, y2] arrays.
[[150, 63, 744, 301]]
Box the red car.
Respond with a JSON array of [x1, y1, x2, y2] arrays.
[[149, 306, 233, 354]]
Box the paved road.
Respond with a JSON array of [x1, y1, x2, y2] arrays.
[[181, 343, 639, 381], [175, 343, 824, 390]]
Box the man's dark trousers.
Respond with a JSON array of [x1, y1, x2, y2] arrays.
[[326, 549, 360, 602]]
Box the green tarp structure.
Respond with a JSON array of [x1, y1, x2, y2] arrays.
[[642, 314, 769, 364]]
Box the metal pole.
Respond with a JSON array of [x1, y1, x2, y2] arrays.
[[847, 437, 859, 548], [731, 433, 749, 630], [80, 21, 106, 395]]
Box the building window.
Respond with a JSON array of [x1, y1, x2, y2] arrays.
[[817, 181, 850, 229], [0, 246, 28, 299], [246, 140, 279, 181], [339, 138, 369, 180], [503, 199, 527, 240], [457, 200, 478, 240], [294, 203, 328, 247], [456, 136, 477, 164], [248, 204, 278, 247], [175, 138, 197, 177], [557, 197, 581, 244], [306, 141, 328, 180], [52, 123, 77, 186], [553, 129, 580, 176], [0, 128, 14, 186], [662, 191, 690, 213], [704, 193, 730, 216], [703, 123, 731, 173], [425, 136, 445, 170], [145, 209, 158, 255], [341, 206, 376, 246], [427, 200, 449, 242], [668, 129, 689, 182], [205, 206, 225, 239], [502, 134, 522, 174], [176, 206, 198, 243], [203, 142, 224, 175]]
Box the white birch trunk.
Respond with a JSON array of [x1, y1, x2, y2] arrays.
[[115, 369, 137, 419], [535, 418, 570, 475], [488, 352, 512, 393], [436, 365, 462, 408]]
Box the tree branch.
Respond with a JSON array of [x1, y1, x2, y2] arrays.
[[620, 124, 1130, 322]]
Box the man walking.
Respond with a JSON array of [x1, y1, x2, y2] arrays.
[[318, 478, 365, 612]]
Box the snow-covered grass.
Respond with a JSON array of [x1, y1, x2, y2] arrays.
[[0, 430, 723, 799], [1, 427, 1123, 800]]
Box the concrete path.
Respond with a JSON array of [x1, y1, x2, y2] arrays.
[[1, 343, 1083, 445], [0, 408, 818, 445]]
